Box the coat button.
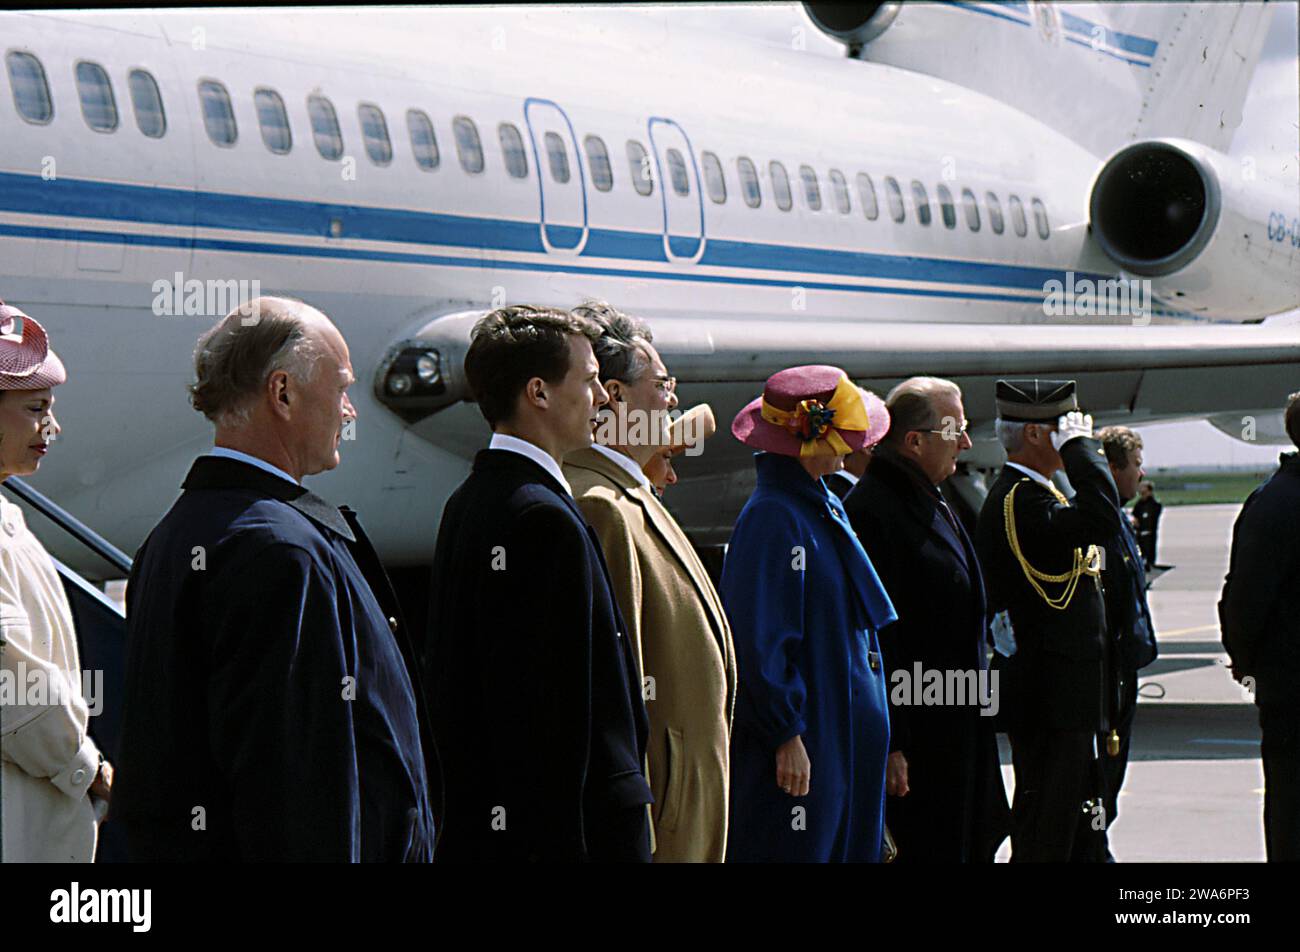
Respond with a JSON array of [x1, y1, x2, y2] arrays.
[[71, 768, 87, 785], [388, 616, 398, 633]]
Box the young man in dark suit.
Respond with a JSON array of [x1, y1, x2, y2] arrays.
[[424, 305, 653, 862]]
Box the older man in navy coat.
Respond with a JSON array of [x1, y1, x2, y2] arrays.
[[424, 305, 652, 863], [111, 297, 437, 862], [845, 377, 1010, 862]]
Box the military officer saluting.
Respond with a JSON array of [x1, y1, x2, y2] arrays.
[[973, 380, 1125, 862]]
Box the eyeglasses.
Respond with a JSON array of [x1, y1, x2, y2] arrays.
[[913, 420, 970, 440], [650, 375, 677, 395]]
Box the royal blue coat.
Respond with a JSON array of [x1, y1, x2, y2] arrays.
[[721, 452, 897, 862]]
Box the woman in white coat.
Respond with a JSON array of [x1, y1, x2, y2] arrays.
[[0, 301, 110, 862]]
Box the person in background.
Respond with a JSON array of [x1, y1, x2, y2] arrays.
[[1131, 481, 1162, 570], [1094, 425, 1158, 862], [1221, 391, 1300, 861], [0, 302, 109, 863], [827, 388, 882, 502], [721, 365, 896, 862], [564, 305, 736, 862], [643, 404, 715, 496], [845, 376, 1010, 863]]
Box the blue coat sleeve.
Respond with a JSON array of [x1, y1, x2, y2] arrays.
[[206, 542, 361, 861], [721, 499, 808, 750]]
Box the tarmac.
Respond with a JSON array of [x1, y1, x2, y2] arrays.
[[993, 503, 1267, 862]]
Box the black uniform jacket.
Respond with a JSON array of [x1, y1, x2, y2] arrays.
[[974, 438, 1124, 732]]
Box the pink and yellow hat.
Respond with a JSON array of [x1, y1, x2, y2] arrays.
[[0, 301, 65, 391], [732, 365, 889, 458]]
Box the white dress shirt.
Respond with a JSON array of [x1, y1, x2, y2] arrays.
[[1005, 461, 1055, 491], [208, 446, 299, 486], [591, 443, 651, 488], [488, 432, 572, 496]]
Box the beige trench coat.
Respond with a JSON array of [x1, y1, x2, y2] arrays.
[[565, 448, 736, 862]]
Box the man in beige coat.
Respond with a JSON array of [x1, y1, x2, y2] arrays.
[[564, 302, 736, 862]]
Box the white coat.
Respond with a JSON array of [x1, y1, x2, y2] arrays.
[[0, 495, 100, 862]]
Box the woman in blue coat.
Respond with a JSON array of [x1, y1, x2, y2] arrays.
[[722, 365, 896, 862]]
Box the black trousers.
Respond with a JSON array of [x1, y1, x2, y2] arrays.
[[1260, 705, 1300, 862], [584, 802, 653, 863], [1100, 672, 1139, 860], [1007, 727, 1107, 862]]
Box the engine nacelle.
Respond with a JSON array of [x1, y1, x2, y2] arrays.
[[1088, 138, 1300, 319], [802, 2, 902, 53]]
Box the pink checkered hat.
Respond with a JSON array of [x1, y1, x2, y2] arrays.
[[0, 301, 66, 390]]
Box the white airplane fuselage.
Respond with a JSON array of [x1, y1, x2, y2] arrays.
[[1, 8, 1296, 569]]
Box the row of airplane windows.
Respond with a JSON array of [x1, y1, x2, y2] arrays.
[[5, 50, 1053, 239]]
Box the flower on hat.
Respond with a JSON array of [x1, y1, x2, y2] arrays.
[[794, 399, 836, 442]]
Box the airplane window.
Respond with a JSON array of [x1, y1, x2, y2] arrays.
[[1032, 197, 1050, 239], [545, 131, 571, 183], [198, 80, 236, 146], [962, 188, 981, 231], [76, 62, 117, 133], [6, 52, 53, 124], [884, 176, 905, 222], [585, 136, 613, 191], [1009, 194, 1027, 237], [770, 161, 792, 211], [666, 148, 690, 196], [857, 173, 879, 220], [407, 109, 439, 170], [910, 180, 931, 226], [985, 192, 1004, 234], [737, 157, 761, 208], [702, 151, 726, 204], [829, 170, 851, 215], [254, 88, 291, 154], [453, 116, 484, 173], [800, 165, 821, 211], [499, 123, 528, 178], [359, 104, 392, 166], [308, 95, 343, 160], [936, 184, 957, 229], [627, 141, 654, 195], [128, 69, 165, 138]]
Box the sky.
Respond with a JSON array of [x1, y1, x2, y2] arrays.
[[647, 2, 1300, 468]]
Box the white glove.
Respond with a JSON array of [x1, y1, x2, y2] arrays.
[[1050, 410, 1093, 450], [990, 610, 1016, 657]]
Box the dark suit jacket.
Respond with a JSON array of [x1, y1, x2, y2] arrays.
[[974, 438, 1124, 733], [845, 448, 1009, 861], [424, 447, 652, 862], [1221, 452, 1300, 708], [111, 456, 437, 861]]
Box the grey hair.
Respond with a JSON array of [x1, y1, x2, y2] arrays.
[[189, 296, 323, 428], [995, 419, 1027, 454], [883, 376, 962, 444], [572, 299, 654, 384]]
